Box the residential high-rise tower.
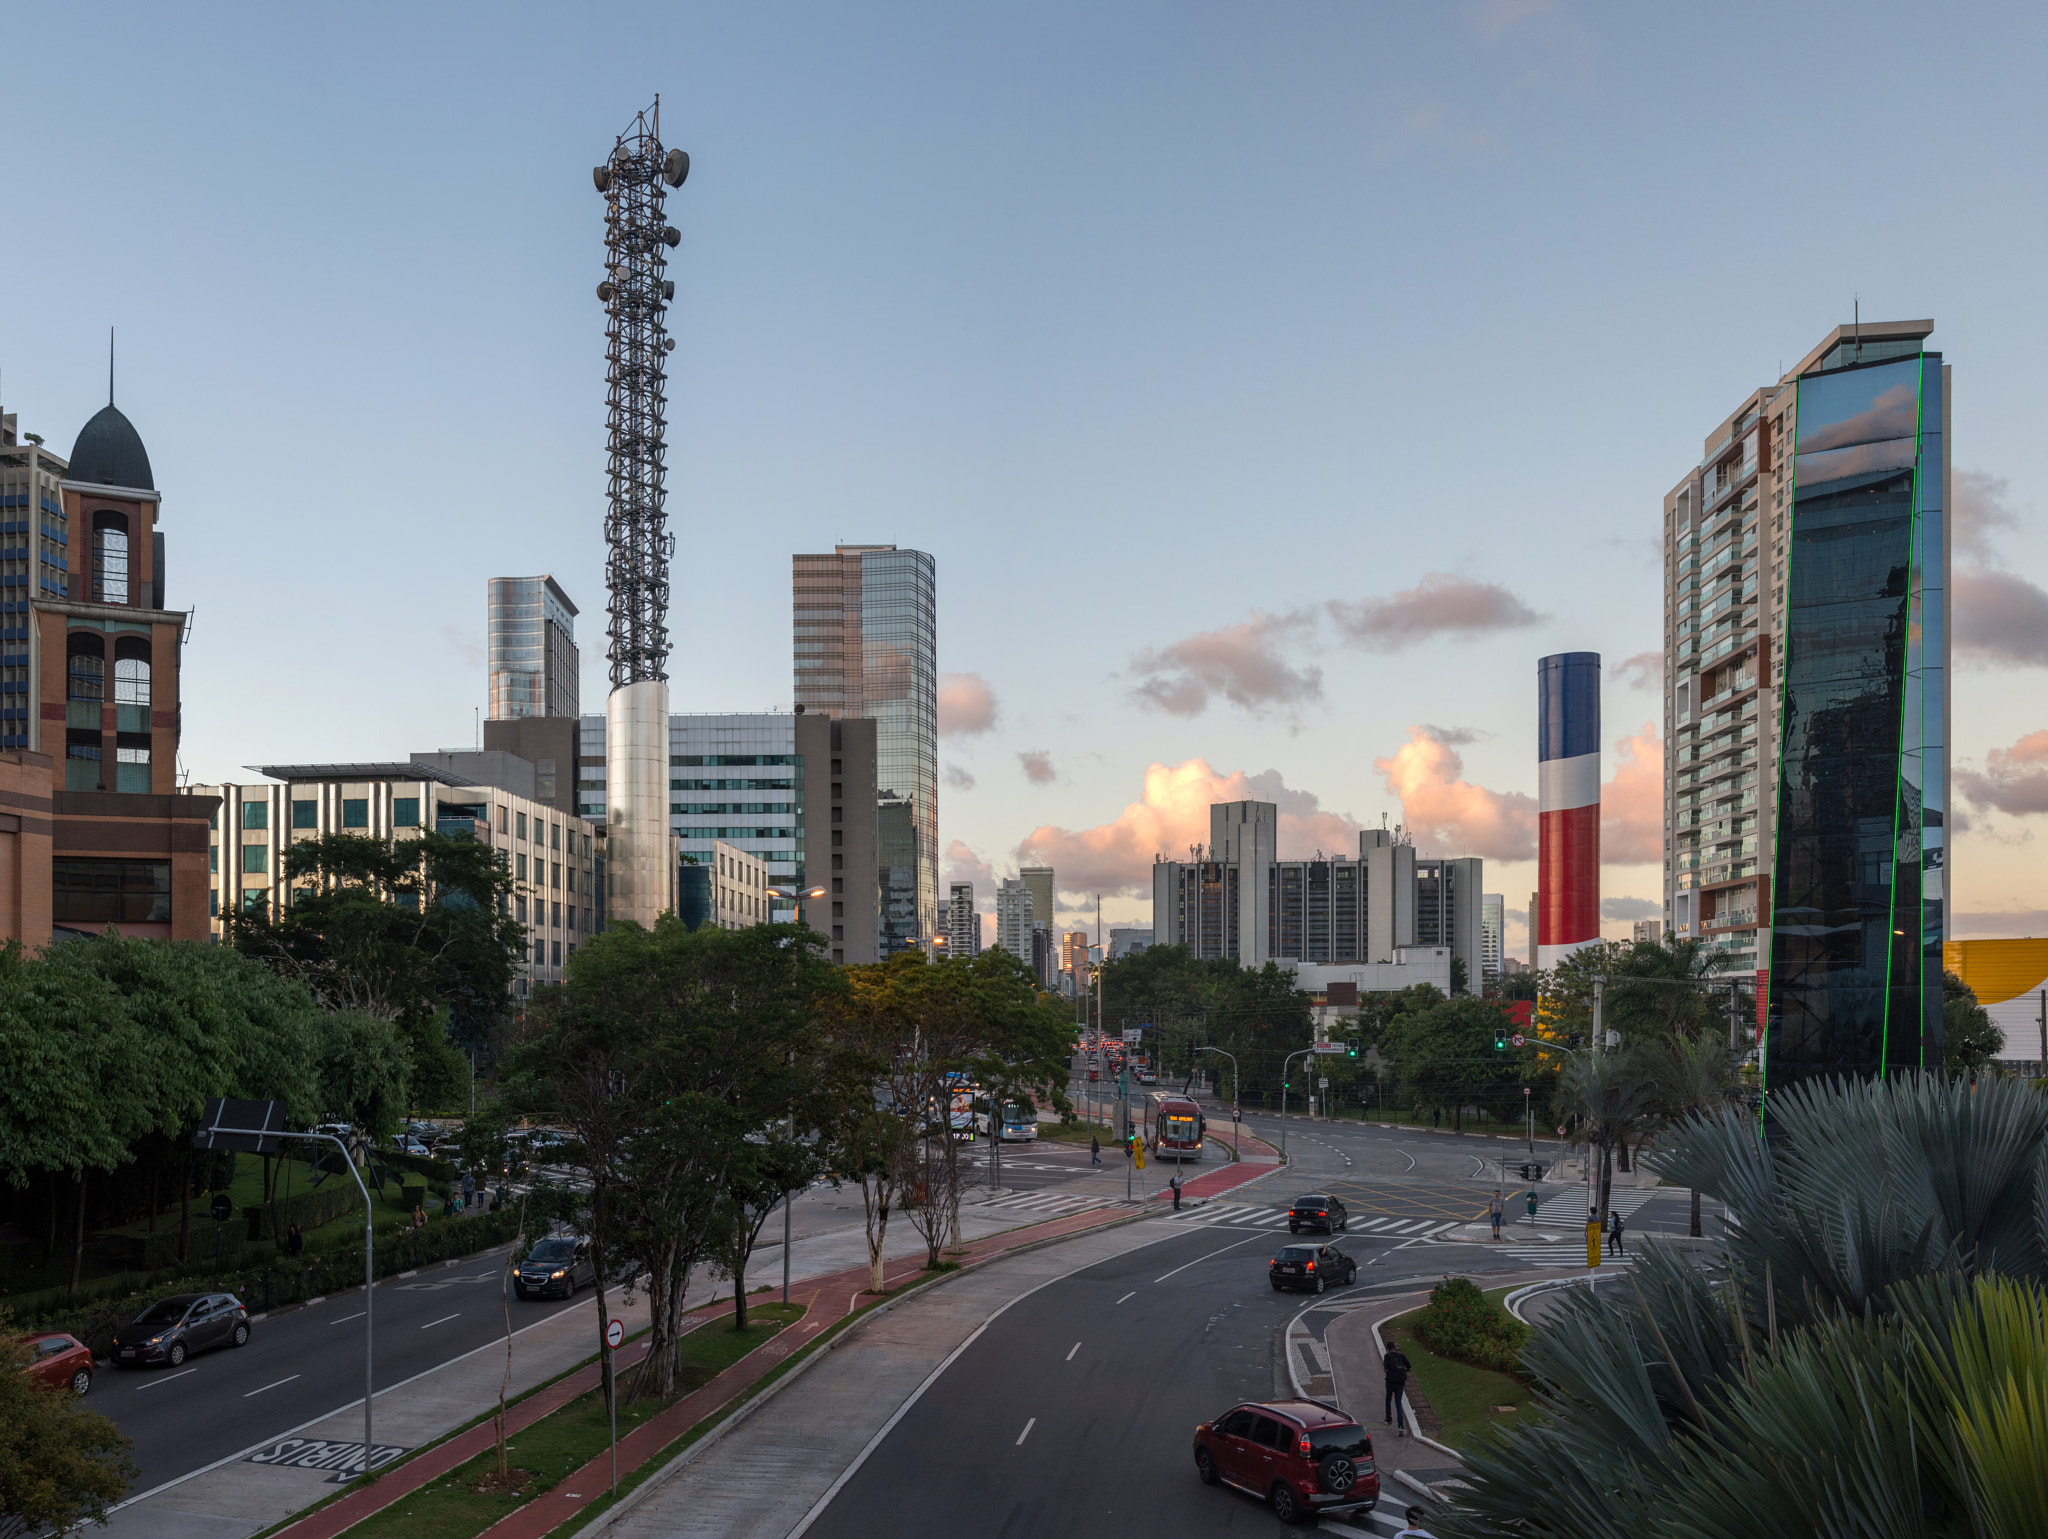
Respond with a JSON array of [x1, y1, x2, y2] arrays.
[[792, 544, 937, 957], [1661, 318, 1949, 1084]]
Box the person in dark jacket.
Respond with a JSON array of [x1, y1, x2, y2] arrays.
[[286, 1223, 304, 1259], [1091, 1133, 1102, 1167], [1383, 1334, 1413, 1433], [1611, 1209, 1627, 1254]]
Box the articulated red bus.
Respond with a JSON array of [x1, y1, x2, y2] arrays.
[[1148, 1091, 1205, 1162]]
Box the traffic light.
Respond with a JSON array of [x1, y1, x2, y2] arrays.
[[1345, 1039, 1357, 1059], [1494, 1026, 1507, 1050]]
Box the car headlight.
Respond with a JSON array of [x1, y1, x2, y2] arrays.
[[550, 1269, 567, 1279]]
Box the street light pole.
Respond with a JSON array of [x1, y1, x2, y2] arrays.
[[1192, 1046, 1240, 1156], [768, 882, 826, 1305], [1279, 1048, 1315, 1159]]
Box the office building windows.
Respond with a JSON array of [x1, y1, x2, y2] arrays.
[[242, 844, 266, 874], [243, 802, 268, 830], [292, 801, 318, 828], [342, 798, 369, 828]]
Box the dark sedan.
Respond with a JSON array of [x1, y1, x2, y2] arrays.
[[1288, 1193, 1348, 1234], [112, 1292, 250, 1368], [515, 1236, 595, 1300], [1270, 1242, 1357, 1294]]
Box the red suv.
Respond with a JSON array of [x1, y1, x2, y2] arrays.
[[1192, 1397, 1379, 1524]]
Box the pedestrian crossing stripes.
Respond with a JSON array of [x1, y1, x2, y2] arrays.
[[1524, 1186, 1661, 1229], [966, 1191, 1119, 1218], [1166, 1203, 1462, 1238], [1496, 1243, 1639, 1269]]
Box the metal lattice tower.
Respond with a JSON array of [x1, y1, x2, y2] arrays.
[[594, 100, 688, 689]]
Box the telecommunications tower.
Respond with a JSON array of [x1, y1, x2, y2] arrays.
[[594, 100, 689, 928]]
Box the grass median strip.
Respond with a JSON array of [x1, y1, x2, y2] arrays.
[[1381, 1285, 1533, 1450], [340, 1303, 803, 1539]]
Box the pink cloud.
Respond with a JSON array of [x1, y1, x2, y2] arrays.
[[938, 672, 998, 736], [1018, 750, 1057, 785], [1953, 470, 2020, 563], [1328, 573, 1542, 653], [1602, 723, 1663, 864], [1613, 651, 1663, 691], [1958, 730, 2048, 817], [1128, 610, 1322, 718], [1374, 727, 1536, 860], [1014, 760, 1361, 898], [1954, 565, 2048, 669]]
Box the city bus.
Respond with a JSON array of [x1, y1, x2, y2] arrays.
[[1148, 1091, 1205, 1162]]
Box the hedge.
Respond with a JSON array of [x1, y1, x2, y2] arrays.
[[383, 1148, 458, 1184], [245, 1184, 364, 1242], [1412, 1275, 1530, 1373], [17, 1208, 530, 1357], [126, 1224, 247, 1272]]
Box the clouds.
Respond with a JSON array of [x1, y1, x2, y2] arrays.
[[938, 672, 999, 737], [441, 625, 484, 668], [942, 839, 995, 896], [1601, 896, 1661, 920], [1128, 610, 1323, 719], [944, 764, 977, 791], [1126, 572, 1543, 721], [1958, 730, 2048, 817], [1949, 470, 2048, 669], [1613, 651, 1662, 691], [1601, 723, 1664, 864], [1327, 573, 1543, 652], [1018, 750, 1057, 785], [1374, 726, 1537, 860], [1014, 759, 1362, 898]]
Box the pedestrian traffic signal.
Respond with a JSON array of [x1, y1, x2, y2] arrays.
[[1345, 1039, 1357, 1058], [1494, 1027, 1507, 1050]]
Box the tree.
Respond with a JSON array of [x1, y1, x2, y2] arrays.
[[0, 1319, 137, 1539], [1386, 995, 1524, 1128], [1944, 969, 2005, 1071], [1442, 1073, 2048, 1539], [232, 831, 523, 1103], [1542, 936, 1731, 1051], [506, 916, 840, 1399], [1640, 1031, 1739, 1237], [707, 1126, 824, 1330], [1550, 1046, 1657, 1226]]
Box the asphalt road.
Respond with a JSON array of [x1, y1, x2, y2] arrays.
[[803, 1115, 1510, 1537], [98, 1240, 592, 1494]]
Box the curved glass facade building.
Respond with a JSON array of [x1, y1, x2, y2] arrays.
[[1768, 334, 1948, 1087], [793, 545, 937, 958], [487, 576, 580, 720]]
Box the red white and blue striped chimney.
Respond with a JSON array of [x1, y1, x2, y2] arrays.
[[1537, 652, 1601, 970]]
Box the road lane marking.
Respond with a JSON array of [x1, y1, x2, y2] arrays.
[[135, 1368, 197, 1391], [1114, 1291, 1136, 1304], [330, 1312, 366, 1325], [420, 1313, 461, 1329], [1015, 1417, 1035, 1445], [244, 1374, 301, 1398], [1066, 1342, 1081, 1361], [1155, 1232, 1266, 1282]]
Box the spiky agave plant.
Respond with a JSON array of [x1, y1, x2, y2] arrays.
[[1440, 1075, 2048, 1539]]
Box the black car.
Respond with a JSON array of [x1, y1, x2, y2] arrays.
[[1288, 1193, 1348, 1234], [1270, 1242, 1357, 1294], [515, 1236, 595, 1300], [112, 1292, 250, 1368]]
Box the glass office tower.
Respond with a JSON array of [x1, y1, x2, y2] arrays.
[[487, 576, 580, 720], [1768, 333, 1948, 1088], [792, 545, 937, 957]]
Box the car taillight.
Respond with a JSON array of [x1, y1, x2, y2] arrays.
[[1317, 1210, 1327, 1216], [1306, 1260, 1316, 1271], [1298, 1436, 1312, 1456]]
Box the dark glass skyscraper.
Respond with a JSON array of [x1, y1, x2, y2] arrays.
[[1768, 326, 1948, 1089], [792, 545, 937, 957]]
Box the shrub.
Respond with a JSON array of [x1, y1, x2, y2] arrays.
[[1413, 1275, 1529, 1372], [245, 1184, 362, 1241]]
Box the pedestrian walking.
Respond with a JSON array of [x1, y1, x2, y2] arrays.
[[461, 1170, 475, 1211], [1392, 1506, 1436, 1538], [1612, 1208, 1626, 1255], [1488, 1189, 1506, 1241], [1090, 1134, 1101, 1166], [1170, 1173, 1183, 1211], [1382, 1334, 1413, 1434]]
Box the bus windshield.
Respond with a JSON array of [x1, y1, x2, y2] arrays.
[[1164, 1116, 1197, 1140]]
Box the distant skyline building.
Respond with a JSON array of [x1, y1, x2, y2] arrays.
[[1481, 893, 1504, 986], [793, 544, 937, 958], [1108, 928, 1153, 960], [487, 576, 580, 721], [1662, 318, 1950, 1084], [1633, 919, 1664, 944], [1537, 652, 1601, 970], [1020, 867, 1056, 957], [947, 881, 980, 956], [1151, 810, 1484, 991], [993, 877, 1033, 961]]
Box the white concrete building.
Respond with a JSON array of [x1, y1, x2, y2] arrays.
[[993, 878, 1034, 960]]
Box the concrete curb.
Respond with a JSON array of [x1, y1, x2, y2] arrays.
[[569, 1199, 1181, 1536]]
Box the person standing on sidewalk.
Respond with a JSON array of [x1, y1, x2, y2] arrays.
[[1489, 1189, 1506, 1240], [1382, 1334, 1413, 1434], [1090, 1133, 1102, 1166], [1170, 1173, 1183, 1211], [1612, 1208, 1627, 1255]]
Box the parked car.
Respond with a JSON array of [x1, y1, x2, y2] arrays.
[[19, 1332, 94, 1395], [1193, 1397, 1379, 1524], [1287, 1193, 1348, 1234], [112, 1293, 250, 1368], [1270, 1241, 1357, 1294], [514, 1236, 595, 1300], [390, 1135, 431, 1157]]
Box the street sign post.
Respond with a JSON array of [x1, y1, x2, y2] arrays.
[[1510, 1033, 1526, 1047], [1121, 1028, 1143, 1043], [1312, 1042, 1347, 1055], [606, 1318, 624, 1349]]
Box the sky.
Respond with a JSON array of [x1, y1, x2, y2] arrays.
[[6, 1, 2047, 954]]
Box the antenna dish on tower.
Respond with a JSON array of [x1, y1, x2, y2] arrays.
[[663, 149, 689, 187]]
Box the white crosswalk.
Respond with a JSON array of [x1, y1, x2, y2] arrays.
[[1166, 1203, 1463, 1239], [1495, 1239, 1639, 1269], [966, 1190, 1122, 1219], [1523, 1186, 1662, 1229]]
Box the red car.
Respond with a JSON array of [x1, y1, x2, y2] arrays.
[[1192, 1397, 1378, 1525], [21, 1333, 94, 1396]]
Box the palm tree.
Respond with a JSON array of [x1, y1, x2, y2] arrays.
[[1643, 1031, 1740, 1236], [1552, 1046, 1657, 1229], [1441, 1073, 2048, 1539]]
